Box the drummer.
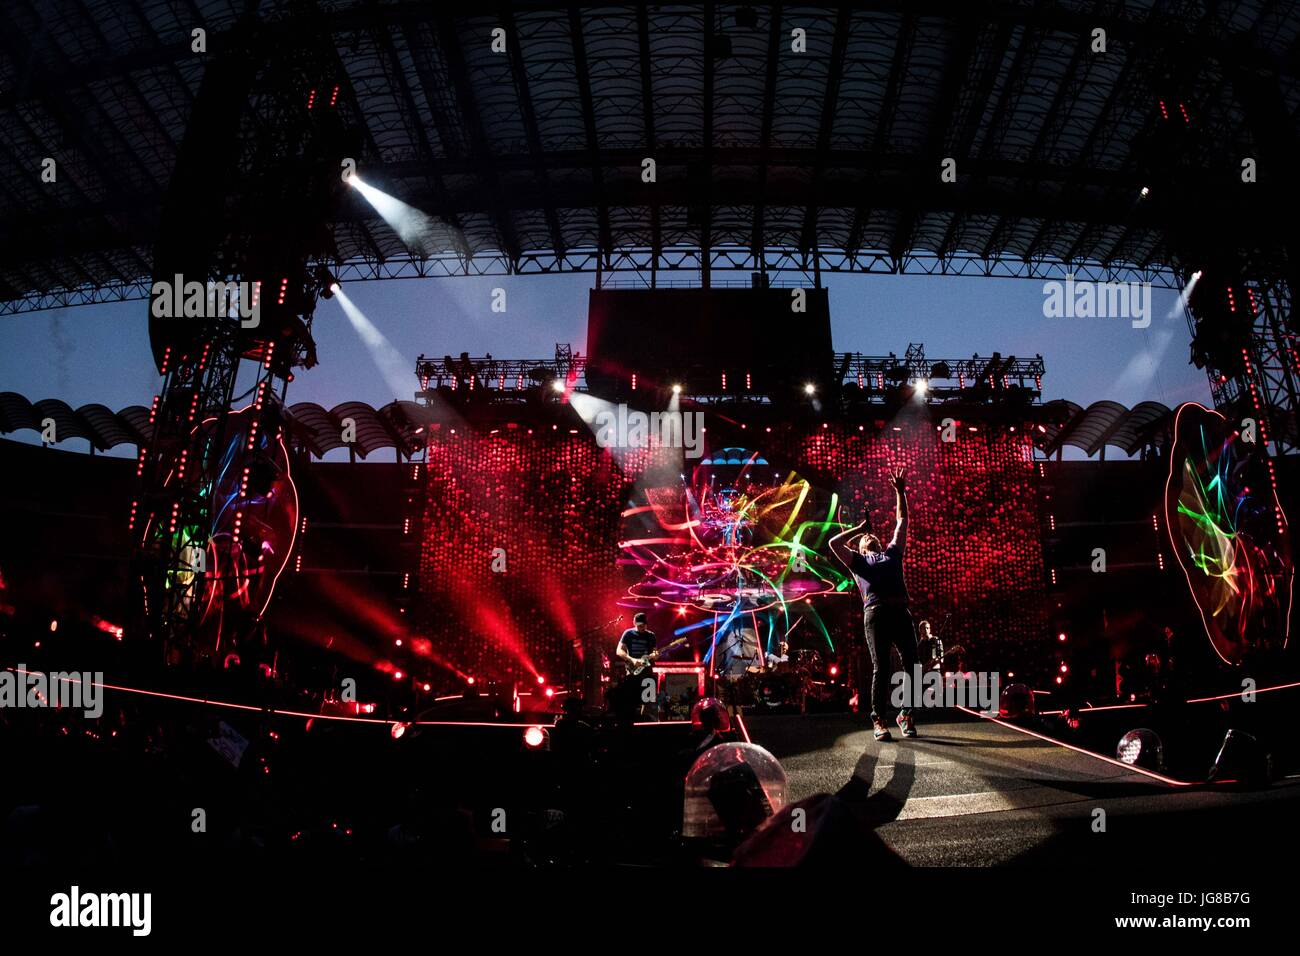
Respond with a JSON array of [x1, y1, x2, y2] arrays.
[[764, 640, 790, 669], [717, 626, 764, 678]]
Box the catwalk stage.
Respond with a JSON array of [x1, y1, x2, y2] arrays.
[[745, 710, 1300, 866]]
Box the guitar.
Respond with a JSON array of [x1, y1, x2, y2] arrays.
[[623, 634, 692, 676], [924, 642, 966, 671]]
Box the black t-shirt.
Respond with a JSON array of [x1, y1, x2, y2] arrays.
[[850, 543, 909, 609], [619, 627, 657, 660]]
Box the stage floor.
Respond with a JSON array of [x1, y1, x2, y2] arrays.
[[743, 711, 1300, 866]]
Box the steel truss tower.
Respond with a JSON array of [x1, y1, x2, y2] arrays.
[[130, 20, 360, 661]]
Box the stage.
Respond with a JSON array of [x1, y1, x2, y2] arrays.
[[745, 711, 1300, 866]]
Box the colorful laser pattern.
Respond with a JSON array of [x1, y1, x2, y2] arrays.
[[620, 448, 850, 664], [1165, 403, 1292, 665], [143, 406, 298, 658], [199, 408, 298, 653], [417, 425, 1048, 683]]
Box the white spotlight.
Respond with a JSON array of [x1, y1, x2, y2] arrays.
[[551, 379, 566, 394], [803, 383, 816, 396], [1168, 269, 1203, 320], [331, 286, 415, 399], [915, 379, 929, 396], [671, 384, 682, 395], [348, 175, 440, 256]]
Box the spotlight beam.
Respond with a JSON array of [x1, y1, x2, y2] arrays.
[[331, 286, 413, 400], [348, 175, 442, 256]]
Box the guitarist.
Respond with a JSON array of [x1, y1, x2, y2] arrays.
[[612, 612, 658, 720]]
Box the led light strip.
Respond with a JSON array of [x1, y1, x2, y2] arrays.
[[956, 705, 1197, 787]]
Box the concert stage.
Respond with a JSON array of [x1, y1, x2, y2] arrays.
[[4, 0, 1300, 936], [746, 710, 1300, 866]]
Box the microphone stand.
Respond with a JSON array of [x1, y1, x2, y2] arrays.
[[569, 615, 624, 699]]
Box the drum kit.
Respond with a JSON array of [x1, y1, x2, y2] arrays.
[[719, 630, 965, 714], [719, 648, 822, 712], [609, 614, 963, 716]]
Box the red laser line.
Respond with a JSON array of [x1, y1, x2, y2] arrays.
[[955, 705, 1196, 787]]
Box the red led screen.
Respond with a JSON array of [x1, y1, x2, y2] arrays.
[[416, 424, 1048, 685]]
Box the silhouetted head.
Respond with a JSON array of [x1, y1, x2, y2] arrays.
[[857, 533, 882, 555], [633, 611, 648, 632]]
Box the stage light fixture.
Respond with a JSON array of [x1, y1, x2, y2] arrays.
[[915, 379, 929, 396], [315, 264, 338, 298], [1116, 728, 1164, 771], [999, 683, 1035, 719], [803, 383, 816, 395], [671, 384, 683, 394], [551, 379, 566, 393], [523, 726, 548, 749]]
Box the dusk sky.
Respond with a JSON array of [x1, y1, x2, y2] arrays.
[[0, 271, 1210, 457]]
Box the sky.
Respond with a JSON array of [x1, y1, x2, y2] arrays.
[[0, 270, 1210, 457]]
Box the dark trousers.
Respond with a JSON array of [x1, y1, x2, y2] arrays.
[[858, 604, 919, 720], [608, 671, 657, 721]]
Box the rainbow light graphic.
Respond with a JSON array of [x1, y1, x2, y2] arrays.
[[145, 404, 298, 658], [619, 447, 851, 665], [1165, 403, 1292, 666]]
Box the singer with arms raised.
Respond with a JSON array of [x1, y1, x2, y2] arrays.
[[829, 466, 919, 741]]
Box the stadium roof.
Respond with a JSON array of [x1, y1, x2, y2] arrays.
[[1035, 398, 1172, 456], [1, 391, 1172, 459], [2, 1, 1298, 315], [0, 392, 425, 459]]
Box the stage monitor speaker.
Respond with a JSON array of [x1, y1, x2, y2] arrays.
[[1208, 729, 1274, 787]]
